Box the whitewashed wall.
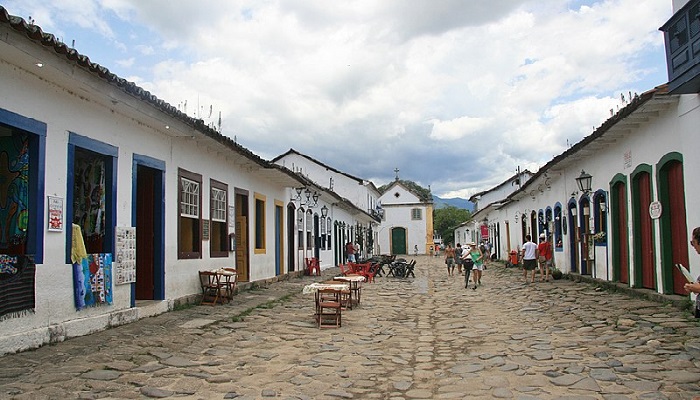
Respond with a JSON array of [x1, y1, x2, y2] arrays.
[[487, 93, 700, 293], [378, 183, 429, 255], [0, 32, 296, 354]]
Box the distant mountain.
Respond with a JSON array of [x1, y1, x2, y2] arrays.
[[433, 195, 473, 211]]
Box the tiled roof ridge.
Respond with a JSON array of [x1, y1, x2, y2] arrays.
[[504, 84, 670, 202], [0, 6, 269, 168]]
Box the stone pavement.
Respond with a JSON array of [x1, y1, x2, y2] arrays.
[[2, 256, 700, 400]]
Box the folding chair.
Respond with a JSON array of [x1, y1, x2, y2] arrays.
[[199, 271, 222, 306], [316, 288, 342, 328], [405, 260, 416, 278]]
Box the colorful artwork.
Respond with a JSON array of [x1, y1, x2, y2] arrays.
[[0, 134, 29, 253], [73, 253, 112, 310], [0, 254, 35, 320], [73, 156, 106, 240]]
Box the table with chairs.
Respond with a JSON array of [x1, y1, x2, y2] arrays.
[[198, 268, 238, 306], [303, 281, 348, 329], [332, 274, 365, 309], [387, 258, 416, 278], [346, 261, 379, 283]]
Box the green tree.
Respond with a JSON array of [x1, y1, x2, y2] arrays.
[[434, 206, 471, 245]]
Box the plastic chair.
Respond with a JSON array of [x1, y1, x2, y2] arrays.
[[363, 263, 378, 283], [305, 257, 321, 276]]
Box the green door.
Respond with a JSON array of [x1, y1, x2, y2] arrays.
[[391, 227, 407, 255]]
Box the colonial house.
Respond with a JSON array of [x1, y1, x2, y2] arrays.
[[273, 149, 381, 264], [465, 1, 700, 300], [377, 179, 433, 255], [475, 83, 696, 296], [462, 170, 534, 257], [0, 8, 319, 354]]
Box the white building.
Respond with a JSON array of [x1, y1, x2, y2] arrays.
[[273, 149, 381, 264], [0, 10, 310, 354], [477, 85, 698, 297], [377, 180, 433, 255], [462, 0, 700, 300]]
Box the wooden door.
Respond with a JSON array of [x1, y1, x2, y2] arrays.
[[135, 166, 155, 300], [668, 162, 689, 294], [638, 173, 655, 289], [391, 227, 407, 255], [275, 204, 283, 276], [236, 216, 248, 281], [615, 183, 629, 284]]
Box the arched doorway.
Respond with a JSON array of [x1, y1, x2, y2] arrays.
[[579, 197, 591, 275], [391, 227, 407, 255], [568, 200, 578, 273], [632, 166, 655, 289], [658, 155, 688, 294], [611, 177, 629, 283]]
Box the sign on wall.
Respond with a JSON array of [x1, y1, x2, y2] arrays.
[[114, 227, 136, 285], [47, 196, 64, 232], [649, 201, 662, 219]]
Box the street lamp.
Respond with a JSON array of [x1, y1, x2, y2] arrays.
[[321, 205, 328, 218], [575, 170, 592, 194]]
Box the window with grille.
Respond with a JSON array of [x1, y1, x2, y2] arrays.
[[180, 178, 200, 218], [178, 169, 201, 258], [411, 208, 422, 220], [210, 181, 228, 257]]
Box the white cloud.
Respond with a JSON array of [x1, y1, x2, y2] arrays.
[[1, 0, 673, 197]]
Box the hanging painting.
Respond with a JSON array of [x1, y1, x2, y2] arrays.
[[73, 253, 112, 310]]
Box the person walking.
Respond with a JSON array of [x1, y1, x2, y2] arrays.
[[470, 242, 484, 290], [683, 227, 700, 317], [455, 243, 464, 275], [480, 241, 489, 270], [444, 243, 456, 276], [537, 233, 553, 282], [462, 244, 473, 289], [521, 234, 538, 283]]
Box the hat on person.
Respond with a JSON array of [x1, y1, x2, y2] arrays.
[[539, 233, 546, 239]]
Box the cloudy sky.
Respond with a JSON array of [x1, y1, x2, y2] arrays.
[[3, 0, 672, 198]]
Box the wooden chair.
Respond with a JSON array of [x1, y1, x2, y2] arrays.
[[316, 288, 342, 329], [199, 271, 222, 306]]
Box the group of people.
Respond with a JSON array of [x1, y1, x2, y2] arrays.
[[521, 233, 554, 283], [345, 241, 359, 263], [443, 241, 491, 290]]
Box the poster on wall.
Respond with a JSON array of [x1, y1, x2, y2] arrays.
[[228, 205, 235, 228], [114, 227, 136, 285], [47, 196, 64, 232]]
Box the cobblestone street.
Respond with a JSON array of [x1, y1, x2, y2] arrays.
[[1, 256, 700, 399]]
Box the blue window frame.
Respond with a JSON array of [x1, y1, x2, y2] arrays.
[[0, 108, 46, 264], [65, 132, 118, 263]]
